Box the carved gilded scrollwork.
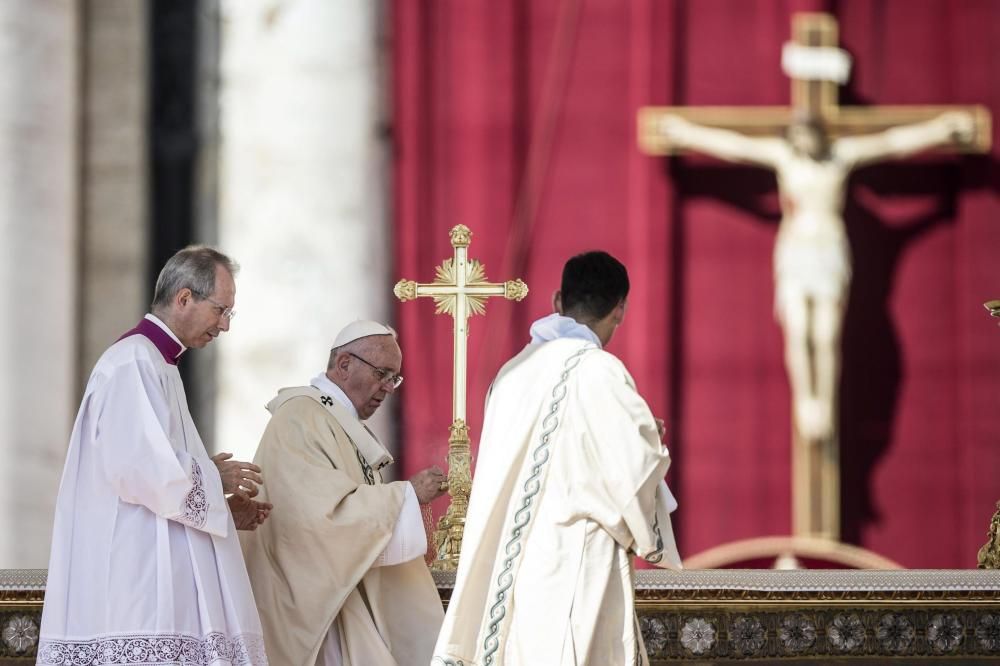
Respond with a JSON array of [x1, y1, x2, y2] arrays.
[[432, 420, 473, 571], [978, 501, 1000, 569], [504, 279, 529, 302], [448, 224, 472, 247], [393, 279, 417, 302]]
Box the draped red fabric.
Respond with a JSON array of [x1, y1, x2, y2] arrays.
[[391, 0, 1000, 568]]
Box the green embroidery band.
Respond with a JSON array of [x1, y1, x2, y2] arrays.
[[481, 345, 595, 665], [646, 510, 664, 564], [431, 658, 465, 666]]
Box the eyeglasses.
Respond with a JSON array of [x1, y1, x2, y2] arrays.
[[198, 294, 236, 321], [347, 352, 404, 389]]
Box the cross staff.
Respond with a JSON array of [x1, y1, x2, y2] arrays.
[[395, 224, 528, 570]]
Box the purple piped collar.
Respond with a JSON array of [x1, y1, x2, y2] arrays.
[[118, 315, 186, 365]]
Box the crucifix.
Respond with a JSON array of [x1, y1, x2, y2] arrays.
[[395, 224, 528, 571], [638, 12, 991, 542]]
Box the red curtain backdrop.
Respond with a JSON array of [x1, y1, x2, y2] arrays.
[[390, 0, 1000, 568]]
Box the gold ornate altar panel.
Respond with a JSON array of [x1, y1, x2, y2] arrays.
[[433, 569, 1000, 663], [0, 570, 44, 662], [3, 569, 999, 662]]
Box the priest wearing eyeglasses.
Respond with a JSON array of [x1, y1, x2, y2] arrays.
[[240, 321, 446, 666], [38, 246, 271, 665]]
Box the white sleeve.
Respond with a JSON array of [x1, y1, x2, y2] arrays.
[[660, 479, 679, 513], [372, 482, 427, 567], [641, 480, 682, 569], [572, 355, 681, 569], [96, 358, 229, 537]]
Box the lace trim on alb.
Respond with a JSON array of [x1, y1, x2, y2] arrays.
[[37, 631, 267, 665]]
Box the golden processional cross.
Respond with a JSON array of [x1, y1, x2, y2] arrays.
[[638, 12, 990, 545], [394, 224, 528, 571]]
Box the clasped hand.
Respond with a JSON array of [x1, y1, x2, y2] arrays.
[[228, 494, 272, 531]]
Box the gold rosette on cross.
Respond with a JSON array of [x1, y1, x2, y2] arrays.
[[394, 224, 528, 571]]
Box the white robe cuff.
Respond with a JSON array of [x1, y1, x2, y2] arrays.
[[660, 479, 679, 513], [373, 483, 426, 567]]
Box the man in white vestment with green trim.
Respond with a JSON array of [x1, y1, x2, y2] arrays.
[[433, 251, 682, 666]]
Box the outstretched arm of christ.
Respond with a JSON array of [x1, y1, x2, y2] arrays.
[[834, 111, 975, 168], [658, 114, 786, 168]]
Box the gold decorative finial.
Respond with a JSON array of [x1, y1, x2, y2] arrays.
[[505, 279, 529, 301], [449, 224, 472, 248], [394, 280, 417, 302]]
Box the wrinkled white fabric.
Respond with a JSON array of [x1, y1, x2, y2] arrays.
[[433, 315, 681, 666], [39, 325, 266, 665], [528, 312, 602, 346]]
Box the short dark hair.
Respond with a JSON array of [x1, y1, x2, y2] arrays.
[[151, 245, 240, 309], [560, 251, 629, 320]]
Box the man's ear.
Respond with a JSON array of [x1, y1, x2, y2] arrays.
[[175, 287, 193, 310], [613, 299, 626, 323], [333, 351, 352, 377], [552, 290, 563, 314]]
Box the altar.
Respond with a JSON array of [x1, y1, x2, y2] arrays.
[[3, 568, 999, 663]]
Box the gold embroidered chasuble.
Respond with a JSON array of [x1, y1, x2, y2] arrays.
[[241, 389, 442, 665]]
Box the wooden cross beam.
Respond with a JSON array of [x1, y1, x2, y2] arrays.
[[395, 224, 528, 570], [638, 13, 991, 153]]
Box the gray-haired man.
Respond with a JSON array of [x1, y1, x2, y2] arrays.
[[39, 245, 271, 665]]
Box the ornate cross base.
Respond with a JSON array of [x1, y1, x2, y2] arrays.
[[431, 419, 473, 570]]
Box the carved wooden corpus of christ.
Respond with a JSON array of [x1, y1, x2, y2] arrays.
[[395, 225, 528, 571], [638, 12, 991, 545]]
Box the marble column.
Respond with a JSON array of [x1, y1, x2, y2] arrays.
[[217, 0, 393, 460], [79, 0, 150, 385], [0, 1, 80, 567]]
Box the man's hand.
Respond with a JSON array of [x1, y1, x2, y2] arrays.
[[212, 452, 263, 499], [227, 494, 272, 531], [658, 114, 691, 145], [941, 110, 975, 145], [409, 465, 447, 505], [654, 418, 667, 442]]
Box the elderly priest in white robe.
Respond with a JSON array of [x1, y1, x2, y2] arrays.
[[241, 321, 447, 666], [433, 251, 682, 666], [39, 246, 272, 665]]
